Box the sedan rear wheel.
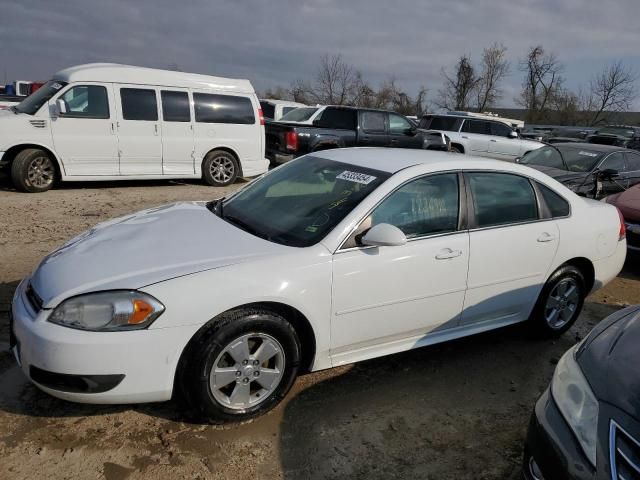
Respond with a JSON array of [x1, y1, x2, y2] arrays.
[[202, 151, 239, 187], [530, 265, 585, 337]]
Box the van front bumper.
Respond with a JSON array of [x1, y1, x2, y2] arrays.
[[10, 279, 199, 404]]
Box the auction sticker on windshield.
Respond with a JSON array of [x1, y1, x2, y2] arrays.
[[578, 151, 599, 157], [336, 171, 377, 185]]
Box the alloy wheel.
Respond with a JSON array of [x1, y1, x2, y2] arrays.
[[209, 156, 235, 183], [27, 156, 54, 188], [544, 278, 580, 329], [209, 333, 285, 410]]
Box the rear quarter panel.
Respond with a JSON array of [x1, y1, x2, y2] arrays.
[[551, 196, 625, 291]]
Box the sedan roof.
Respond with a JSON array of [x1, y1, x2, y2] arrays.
[[313, 147, 534, 175]]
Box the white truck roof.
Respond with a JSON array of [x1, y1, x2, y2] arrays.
[[259, 99, 307, 107], [52, 63, 255, 94]]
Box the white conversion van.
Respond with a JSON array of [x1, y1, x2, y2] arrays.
[[0, 63, 268, 192]]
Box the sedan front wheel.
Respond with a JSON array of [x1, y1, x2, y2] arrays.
[[179, 308, 301, 423]]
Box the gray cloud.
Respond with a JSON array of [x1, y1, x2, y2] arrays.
[[1, 0, 639, 108]]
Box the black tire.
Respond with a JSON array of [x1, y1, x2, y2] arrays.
[[11, 148, 57, 193], [450, 145, 463, 154], [178, 308, 301, 423], [529, 265, 586, 338], [202, 150, 239, 187]]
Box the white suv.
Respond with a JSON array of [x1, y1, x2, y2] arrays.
[[419, 114, 543, 161]]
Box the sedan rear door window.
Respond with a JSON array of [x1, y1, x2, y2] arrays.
[[467, 172, 538, 227]]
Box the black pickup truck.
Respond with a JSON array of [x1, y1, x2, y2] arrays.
[[265, 106, 449, 164]]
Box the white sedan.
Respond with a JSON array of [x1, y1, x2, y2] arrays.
[[11, 148, 627, 422]]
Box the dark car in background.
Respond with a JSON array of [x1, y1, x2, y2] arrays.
[[523, 305, 640, 480], [588, 125, 640, 151], [605, 183, 640, 253], [265, 106, 448, 164], [543, 127, 595, 144], [519, 143, 640, 198]]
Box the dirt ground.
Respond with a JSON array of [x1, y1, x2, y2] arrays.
[[1, 175, 639, 480]]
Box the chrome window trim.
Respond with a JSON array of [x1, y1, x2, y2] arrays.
[[335, 168, 574, 253], [463, 170, 573, 230]]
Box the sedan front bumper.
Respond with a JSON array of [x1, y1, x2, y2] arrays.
[[523, 389, 595, 480], [11, 279, 201, 404]]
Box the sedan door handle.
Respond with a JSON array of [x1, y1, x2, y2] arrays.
[[489, 139, 497, 142], [461, 135, 469, 139], [435, 248, 463, 260], [537, 232, 557, 243]]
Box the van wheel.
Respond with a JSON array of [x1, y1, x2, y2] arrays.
[[529, 265, 586, 338], [203, 151, 239, 187], [11, 148, 56, 193], [178, 308, 301, 423]]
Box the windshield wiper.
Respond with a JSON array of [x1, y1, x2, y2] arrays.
[[9, 106, 19, 115], [206, 197, 225, 217], [223, 214, 271, 241]]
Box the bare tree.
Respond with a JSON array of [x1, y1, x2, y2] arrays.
[[291, 54, 364, 105], [437, 55, 478, 110], [584, 61, 638, 126], [261, 86, 291, 101], [518, 46, 564, 123], [475, 43, 510, 111]]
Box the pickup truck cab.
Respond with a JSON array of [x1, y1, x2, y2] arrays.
[[419, 113, 543, 161], [266, 106, 446, 164], [0, 63, 268, 192]]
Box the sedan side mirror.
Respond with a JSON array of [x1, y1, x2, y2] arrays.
[[405, 126, 417, 136], [55, 99, 67, 116], [509, 131, 518, 138], [361, 223, 407, 247], [599, 168, 619, 179]]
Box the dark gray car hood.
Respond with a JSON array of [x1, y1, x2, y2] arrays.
[[577, 305, 640, 420]]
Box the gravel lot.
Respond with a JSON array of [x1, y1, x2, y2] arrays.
[[1, 175, 638, 480]]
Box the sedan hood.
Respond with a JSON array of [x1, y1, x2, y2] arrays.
[[31, 202, 284, 308], [577, 305, 640, 419]]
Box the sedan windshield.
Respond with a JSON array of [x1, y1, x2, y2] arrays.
[[279, 107, 318, 122], [218, 157, 390, 247], [15, 80, 67, 115], [520, 145, 604, 172]]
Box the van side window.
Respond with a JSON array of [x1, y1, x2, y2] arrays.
[[161, 91, 190, 122], [120, 88, 158, 121], [194, 93, 255, 124], [59, 85, 109, 119]]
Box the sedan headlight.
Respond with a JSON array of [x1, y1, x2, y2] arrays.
[[49, 291, 165, 331], [551, 345, 599, 467]]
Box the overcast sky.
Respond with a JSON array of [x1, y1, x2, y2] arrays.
[[2, 0, 639, 108]]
